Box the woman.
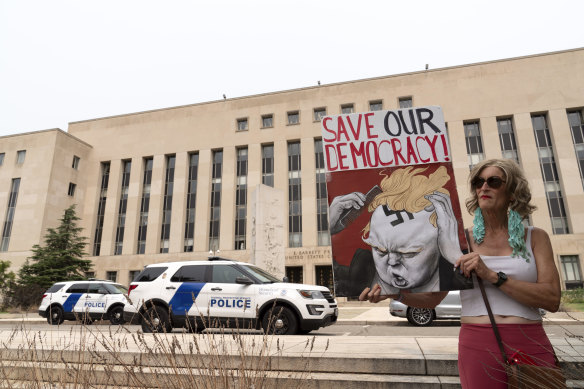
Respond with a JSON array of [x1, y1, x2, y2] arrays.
[[360, 158, 561, 388]]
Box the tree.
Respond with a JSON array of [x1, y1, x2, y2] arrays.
[[13, 205, 92, 307]]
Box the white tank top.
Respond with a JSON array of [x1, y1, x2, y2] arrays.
[[460, 226, 542, 321]]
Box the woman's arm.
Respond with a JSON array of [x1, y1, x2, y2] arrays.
[[359, 284, 448, 308], [455, 227, 561, 312]]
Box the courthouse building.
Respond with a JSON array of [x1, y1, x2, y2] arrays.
[[0, 47, 583, 291]]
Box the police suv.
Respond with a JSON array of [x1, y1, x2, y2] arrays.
[[123, 258, 338, 334], [38, 280, 129, 325]]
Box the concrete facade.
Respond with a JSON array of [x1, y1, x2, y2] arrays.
[[1, 48, 583, 290]]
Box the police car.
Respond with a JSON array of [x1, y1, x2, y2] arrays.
[[38, 280, 129, 325], [123, 258, 338, 335]]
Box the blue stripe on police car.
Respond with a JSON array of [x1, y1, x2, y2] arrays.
[[62, 293, 83, 312], [168, 283, 205, 315]]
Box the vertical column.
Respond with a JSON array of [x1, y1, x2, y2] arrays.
[[247, 143, 261, 247], [145, 155, 164, 254], [123, 158, 141, 255], [274, 141, 288, 246], [99, 159, 121, 256], [481, 117, 501, 160], [220, 146, 235, 251], [550, 109, 583, 233], [194, 149, 211, 252], [169, 152, 188, 253], [300, 138, 316, 247], [514, 113, 552, 231]]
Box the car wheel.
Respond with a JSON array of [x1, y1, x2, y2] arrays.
[[108, 306, 125, 325], [141, 305, 172, 333], [406, 307, 434, 326], [262, 306, 298, 335], [47, 305, 64, 325]]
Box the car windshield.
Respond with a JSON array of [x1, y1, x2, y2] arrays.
[[104, 283, 129, 294], [241, 265, 281, 283]]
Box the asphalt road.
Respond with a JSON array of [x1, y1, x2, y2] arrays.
[[3, 321, 584, 338]]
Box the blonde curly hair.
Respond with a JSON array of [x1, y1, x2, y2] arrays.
[[362, 166, 451, 237]]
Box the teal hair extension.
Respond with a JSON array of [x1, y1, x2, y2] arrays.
[[508, 208, 530, 261], [472, 208, 485, 244]]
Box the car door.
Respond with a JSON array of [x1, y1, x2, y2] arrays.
[[63, 282, 89, 317], [205, 264, 256, 320], [167, 264, 210, 319], [84, 283, 109, 316]]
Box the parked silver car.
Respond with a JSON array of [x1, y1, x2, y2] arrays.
[[389, 290, 461, 326]]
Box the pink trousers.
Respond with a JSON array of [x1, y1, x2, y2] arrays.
[[458, 323, 557, 389]]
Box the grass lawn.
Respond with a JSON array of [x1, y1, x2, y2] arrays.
[[562, 302, 584, 312]]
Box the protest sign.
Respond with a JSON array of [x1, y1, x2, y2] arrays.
[[321, 106, 471, 297]]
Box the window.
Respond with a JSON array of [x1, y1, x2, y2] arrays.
[[115, 160, 131, 255], [106, 271, 118, 283], [137, 158, 153, 254], [315, 265, 334, 291], [288, 142, 302, 247], [93, 162, 110, 256], [399, 97, 413, 108], [497, 117, 519, 163], [341, 104, 354, 114], [285, 266, 303, 284], [129, 270, 141, 283], [313, 108, 327, 122], [235, 148, 247, 250], [160, 155, 175, 253], [560, 255, 583, 289], [184, 153, 199, 252], [211, 265, 246, 283], [72, 156, 80, 170], [464, 121, 484, 170], [0, 153, 5, 166], [236, 118, 248, 131], [171, 265, 209, 282], [261, 114, 273, 128], [85, 271, 95, 279], [209, 150, 223, 251], [567, 110, 584, 189], [369, 100, 383, 111], [532, 114, 569, 234], [0, 178, 20, 252], [287, 111, 300, 125], [315, 139, 329, 246], [16, 150, 26, 164], [261, 144, 274, 187], [68, 183, 76, 197]]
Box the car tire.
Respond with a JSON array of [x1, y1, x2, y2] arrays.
[[108, 305, 125, 325], [262, 306, 298, 335], [141, 305, 172, 333], [406, 307, 434, 326], [47, 305, 64, 325]]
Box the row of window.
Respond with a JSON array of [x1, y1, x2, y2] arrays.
[[235, 97, 413, 131], [0, 152, 81, 170], [91, 140, 330, 256], [463, 109, 584, 235]]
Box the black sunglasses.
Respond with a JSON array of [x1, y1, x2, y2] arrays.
[[471, 176, 506, 189]]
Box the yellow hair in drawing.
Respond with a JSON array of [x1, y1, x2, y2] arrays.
[[362, 166, 450, 237]]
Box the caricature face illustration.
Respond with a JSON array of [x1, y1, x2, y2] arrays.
[[364, 206, 439, 289]]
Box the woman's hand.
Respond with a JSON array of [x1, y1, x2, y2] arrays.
[[455, 253, 497, 282], [425, 191, 463, 265], [359, 284, 392, 303]]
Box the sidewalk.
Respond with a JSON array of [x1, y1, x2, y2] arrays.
[[2, 301, 584, 325]]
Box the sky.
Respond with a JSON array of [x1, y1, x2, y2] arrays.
[[1, 0, 583, 137]]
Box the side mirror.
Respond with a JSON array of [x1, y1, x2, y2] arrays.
[[283, 276, 289, 283], [235, 277, 253, 285]]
